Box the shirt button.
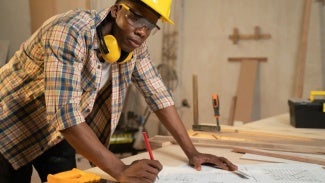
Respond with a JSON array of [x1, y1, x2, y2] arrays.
[[86, 108, 91, 113]]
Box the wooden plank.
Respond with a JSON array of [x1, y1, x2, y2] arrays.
[[197, 129, 311, 143], [228, 27, 272, 44], [85, 0, 91, 9], [228, 57, 267, 62], [192, 75, 199, 125], [29, 0, 90, 33], [233, 147, 325, 166], [150, 134, 325, 154], [293, 0, 313, 98], [228, 57, 267, 123], [234, 60, 258, 123], [227, 96, 237, 125], [29, 0, 56, 33]]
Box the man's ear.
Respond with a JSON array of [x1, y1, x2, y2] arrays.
[[110, 5, 120, 18]]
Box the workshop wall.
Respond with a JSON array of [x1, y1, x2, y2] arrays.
[[175, 0, 324, 129], [0, 0, 323, 134], [90, 0, 324, 133], [29, 0, 90, 33], [0, 0, 31, 58]]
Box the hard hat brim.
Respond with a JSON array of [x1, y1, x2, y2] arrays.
[[162, 17, 174, 25], [140, 0, 174, 25]]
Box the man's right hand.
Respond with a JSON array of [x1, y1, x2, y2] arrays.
[[117, 159, 162, 183], [61, 124, 163, 182]]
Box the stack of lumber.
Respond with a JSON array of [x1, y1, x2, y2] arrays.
[[149, 127, 325, 166]]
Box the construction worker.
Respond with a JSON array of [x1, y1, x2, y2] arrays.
[[0, 0, 238, 182]]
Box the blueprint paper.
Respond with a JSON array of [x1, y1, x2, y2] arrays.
[[156, 163, 325, 183]]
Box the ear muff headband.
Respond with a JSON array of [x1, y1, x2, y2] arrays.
[[97, 27, 133, 64]]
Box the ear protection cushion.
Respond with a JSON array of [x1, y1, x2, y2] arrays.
[[97, 29, 133, 64], [101, 35, 121, 63]]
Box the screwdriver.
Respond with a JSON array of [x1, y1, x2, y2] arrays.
[[212, 94, 221, 132]]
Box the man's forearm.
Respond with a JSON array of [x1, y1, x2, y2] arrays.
[[155, 106, 199, 158], [60, 122, 126, 180]]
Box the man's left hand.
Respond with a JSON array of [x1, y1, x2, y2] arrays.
[[189, 152, 238, 171]]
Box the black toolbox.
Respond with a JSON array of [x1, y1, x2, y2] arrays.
[[288, 91, 325, 128]]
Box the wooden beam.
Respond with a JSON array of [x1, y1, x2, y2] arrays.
[[228, 26, 271, 44], [233, 147, 325, 166], [228, 57, 267, 62], [192, 75, 199, 125], [228, 57, 267, 123], [29, 0, 56, 33], [293, 0, 313, 98], [150, 134, 325, 154], [227, 96, 237, 125]]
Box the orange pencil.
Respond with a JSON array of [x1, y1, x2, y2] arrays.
[[142, 132, 159, 180], [142, 132, 154, 160]]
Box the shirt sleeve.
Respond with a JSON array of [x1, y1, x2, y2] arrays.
[[43, 22, 89, 131], [131, 42, 175, 111]]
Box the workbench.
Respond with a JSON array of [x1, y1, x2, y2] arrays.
[[86, 144, 262, 181], [86, 113, 325, 182], [227, 113, 324, 139]]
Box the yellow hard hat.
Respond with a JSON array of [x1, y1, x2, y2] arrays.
[[141, 0, 174, 24]]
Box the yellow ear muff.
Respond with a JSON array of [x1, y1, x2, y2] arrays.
[[101, 35, 121, 63], [100, 35, 133, 64]]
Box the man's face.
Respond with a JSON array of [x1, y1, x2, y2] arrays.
[[112, 1, 160, 52]]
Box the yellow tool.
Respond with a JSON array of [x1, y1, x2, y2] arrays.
[[192, 93, 222, 132], [310, 91, 325, 112], [47, 168, 101, 183]]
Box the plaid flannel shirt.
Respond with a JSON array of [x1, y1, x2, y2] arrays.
[[0, 8, 174, 169]]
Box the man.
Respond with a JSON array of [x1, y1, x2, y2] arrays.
[[0, 0, 238, 182]]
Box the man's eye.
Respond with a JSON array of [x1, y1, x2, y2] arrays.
[[129, 14, 139, 21]]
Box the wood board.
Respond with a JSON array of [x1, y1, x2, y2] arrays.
[[150, 128, 325, 154], [293, 0, 313, 98], [233, 147, 325, 166], [228, 57, 267, 123]]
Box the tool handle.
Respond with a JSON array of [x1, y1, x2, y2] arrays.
[[212, 94, 220, 118], [310, 91, 325, 101]]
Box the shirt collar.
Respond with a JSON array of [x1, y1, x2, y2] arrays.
[[95, 7, 112, 27]]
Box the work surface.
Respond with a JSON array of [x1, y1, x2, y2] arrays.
[[87, 145, 325, 182], [228, 113, 324, 139], [87, 113, 325, 182], [87, 145, 262, 181]]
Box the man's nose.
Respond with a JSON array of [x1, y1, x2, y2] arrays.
[[134, 26, 150, 37]]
